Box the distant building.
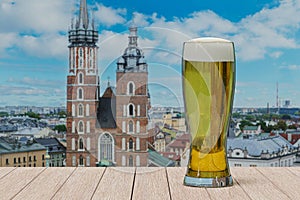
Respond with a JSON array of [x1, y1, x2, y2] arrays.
[[227, 135, 299, 167], [271, 129, 300, 145], [162, 113, 186, 132], [153, 130, 171, 152], [0, 137, 46, 167], [243, 125, 261, 137], [35, 138, 66, 167]]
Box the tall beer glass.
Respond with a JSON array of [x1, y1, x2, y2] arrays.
[[182, 38, 235, 187]]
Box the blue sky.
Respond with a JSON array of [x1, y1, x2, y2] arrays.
[[1, 0, 300, 108]]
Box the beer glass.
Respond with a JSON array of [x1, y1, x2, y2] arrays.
[[182, 38, 235, 187]]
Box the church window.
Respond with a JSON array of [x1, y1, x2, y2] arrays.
[[86, 156, 90, 166], [129, 138, 133, 150], [79, 155, 84, 166], [72, 156, 76, 166], [78, 121, 84, 133], [72, 104, 75, 116], [137, 105, 140, 116], [78, 88, 83, 100], [72, 121, 75, 133], [129, 121, 134, 133], [99, 133, 113, 161], [129, 155, 133, 167], [72, 138, 75, 150], [87, 137, 90, 150], [128, 104, 134, 116], [122, 138, 126, 150], [122, 121, 126, 133], [122, 155, 126, 166], [136, 155, 140, 167], [136, 137, 140, 151], [127, 82, 135, 95], [78, 73, 83, 84], [136, 121, 140, 133], [79, 138, 84, 150], [86, 104, 90, 116], [86, 121, 90, 133], [79, 48, 83, 57], [78, 104, 84, 117]]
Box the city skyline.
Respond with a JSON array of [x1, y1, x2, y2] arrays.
[[1, 0, 300, 108]]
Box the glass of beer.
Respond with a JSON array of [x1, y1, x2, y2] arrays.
[[182, 37, 235, 187]]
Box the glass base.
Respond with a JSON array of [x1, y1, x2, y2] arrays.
[[184, 175, 233, 188]]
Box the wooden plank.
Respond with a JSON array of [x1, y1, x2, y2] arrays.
[[167, 167, 210, 200], [206, 177, 251, 200], [257, 167, 300, 200], [92, 167, 135, 200], [132, 167, 170, 200], [0, 167, 45, 199], [288, 167, 300, 177], [0, 167, 15, 180], [53, 167, 105, 200], [13, 167, 75, 200], [231, 167, 290, 200]]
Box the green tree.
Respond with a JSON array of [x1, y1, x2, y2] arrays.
[[281, 114, 291, 120], [53, 124, 67, 133], [0, 112, 9, 117], [26, 112, 41, 120], [276, 120, 287, 131], [58, 111, 67, 118], [239, 120, 253, 131]]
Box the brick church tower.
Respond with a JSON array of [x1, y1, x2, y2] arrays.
[[66, 0, 99, 167], [66, 0, 152, 167], [115, 25, 151, 166]]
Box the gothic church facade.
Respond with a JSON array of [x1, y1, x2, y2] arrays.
[[66, 0, 152, 167]]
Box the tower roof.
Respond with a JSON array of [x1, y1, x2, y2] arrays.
[[69, 0, 98, 46], [117, 24, 148, 72], [77, 0, 89, 29]]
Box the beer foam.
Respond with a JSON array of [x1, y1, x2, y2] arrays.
[[183, 37, 235, 62]]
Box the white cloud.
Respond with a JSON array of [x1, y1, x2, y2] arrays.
[[94, 3, 126, 27], [280, 65, 300, 70], [0, 0, 71, 33]]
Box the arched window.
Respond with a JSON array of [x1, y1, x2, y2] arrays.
[[78, 104, 84, 117], [122, 138, 126, 150], [78, 88, 83, 100], [72, 121, 75, 133], [129, 155, 133, 167], [79, 138, 84, 150], [78, 48, 83, 69], [136, 137, 140, 151], [136, 121, 140, 133], [128, 104, 135, 117], [79, 155, 84, 166], [99, 133, 113, 161], [86, 104, 90, 116], [72, 138, 75, 150], [78, 73, 83, 84], [122, 155, 126, 166], [86, 121, 90, 133], [72, 155, 76, 166], [129, 138, 133, 150], [136, 155, 140, 167], [87, 137, 90, 150], [122, 121, 126, 133], [86, 156, 90, 166], [129, 121, 134, 133], [78, 121, 84, 133], [72, 104, 75, 116], [127, 82, 135, 95]]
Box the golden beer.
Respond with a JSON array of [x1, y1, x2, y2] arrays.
[[183, 38, 235, 187]]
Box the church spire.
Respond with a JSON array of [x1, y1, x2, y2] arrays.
[[78, 0, 89, 29]]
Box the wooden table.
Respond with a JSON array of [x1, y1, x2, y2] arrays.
[[0, 167, 299, 200]]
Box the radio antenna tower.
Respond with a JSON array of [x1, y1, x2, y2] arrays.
[[276, 82, 279, 113]]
